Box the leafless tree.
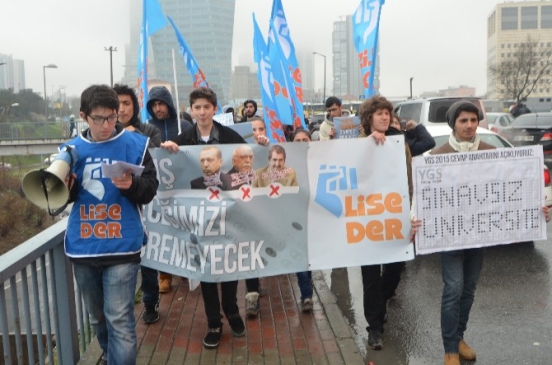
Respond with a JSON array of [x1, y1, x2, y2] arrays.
[[489, 35, 552, 102]]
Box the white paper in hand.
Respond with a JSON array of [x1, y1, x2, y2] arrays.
[[101, 161, 144, 178]]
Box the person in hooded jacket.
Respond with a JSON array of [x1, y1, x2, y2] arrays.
[[114, 84, 161, 148], [147, 86, 192, 142], [357, 95, 413, 352], [147, 86, 192, 293]]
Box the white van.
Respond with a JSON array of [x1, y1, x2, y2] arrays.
[[394, 97, 488, 129]]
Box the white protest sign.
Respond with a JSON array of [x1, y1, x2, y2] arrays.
[[213, 112, 234, 126], [412, 146, 546, 255]]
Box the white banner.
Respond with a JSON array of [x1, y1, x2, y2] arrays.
[[142, 137, 414, 282], [412, 146, 546, 255]]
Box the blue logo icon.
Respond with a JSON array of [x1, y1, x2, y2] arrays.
[[315, 165, 358, 217]]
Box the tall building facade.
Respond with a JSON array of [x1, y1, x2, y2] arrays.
[[0, 54, 25, 93], [123, 0, 236, 109], [229, 66, 260, 102], [487, 1, 552, 100], [332, 15, 379, 101]]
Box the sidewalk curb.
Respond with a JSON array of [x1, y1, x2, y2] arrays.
[[312, 270, 365, 365]]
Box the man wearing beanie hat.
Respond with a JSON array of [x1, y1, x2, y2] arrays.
[[428, 101, 493, 365]]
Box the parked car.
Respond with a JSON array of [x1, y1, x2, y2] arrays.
[[486, 112, 514, 135], [425, 125, 552, 207], [501, 112, 552, 169], [308, 114, 325, 141], [394, 97, 488, 129]]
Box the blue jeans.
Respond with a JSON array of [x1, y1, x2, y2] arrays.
[[296, 271, 312, 300], [440, 248, 484, 354], [140, 265, 159, 307], [73, 262, 139, 365]]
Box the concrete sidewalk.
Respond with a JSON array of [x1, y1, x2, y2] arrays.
[[79, 271, 364, 365]]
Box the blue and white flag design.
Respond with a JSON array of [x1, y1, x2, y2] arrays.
[[167, 16, 222, 113], [352, 0, 384, 99], [253, 14, 286, 143], [270, 0, 306, 129], [138, 0, 167, 123]]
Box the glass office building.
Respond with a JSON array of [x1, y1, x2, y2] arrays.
[[124, 0, 236, 108]]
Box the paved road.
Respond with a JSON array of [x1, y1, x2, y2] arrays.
[[322, 224, 552, 365]]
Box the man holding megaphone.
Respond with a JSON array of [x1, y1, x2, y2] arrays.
[[23, 85, 159, 365]]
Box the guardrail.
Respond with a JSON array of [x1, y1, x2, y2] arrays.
[[0, 219, 93, 365], [0, 122, 86, 141]]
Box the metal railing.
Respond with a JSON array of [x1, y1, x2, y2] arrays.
[[0, 219, 93, 365], [0, 122, 86, 141]]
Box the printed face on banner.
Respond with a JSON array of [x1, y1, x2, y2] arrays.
[[269, 151, 286, 171], [199, 147, 222, 176], [232, 146, 254, 173]]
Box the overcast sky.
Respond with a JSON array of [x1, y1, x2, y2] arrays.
[[1, 0, 501, 99]]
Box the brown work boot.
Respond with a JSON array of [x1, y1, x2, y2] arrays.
[[159, 272, 172, 293], [444, 353, 460, 365], [458, 339, 476, 361]]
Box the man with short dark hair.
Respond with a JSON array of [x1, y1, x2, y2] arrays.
[[319, 96, 342, 140], [161, 87, 247, 349], [63, 85, 158, 365], [114, 83, 162, 325]]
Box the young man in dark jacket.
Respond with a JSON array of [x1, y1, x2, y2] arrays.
[[115, 84, 161, 147], [114, 83, 162, 325], [147, 85, 192, 293], [161, 87, 247, 349]]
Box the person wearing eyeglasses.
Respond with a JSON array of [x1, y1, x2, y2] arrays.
[[319, 96, 342, 141], [61, 85, 159, 365]]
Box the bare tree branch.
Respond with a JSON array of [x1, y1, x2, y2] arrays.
[[489, 35, 552, 102]]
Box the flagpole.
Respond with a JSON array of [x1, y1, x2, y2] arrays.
[[172, 48, 182, 134]]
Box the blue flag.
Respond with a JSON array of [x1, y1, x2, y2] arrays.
[[352, 0, 384, 99], [253, 14, 286, 143], [138, 0, 167, 123], [267, 24, 294, 127], [167, 16, 222, 113], [270, 0, 306, 129]]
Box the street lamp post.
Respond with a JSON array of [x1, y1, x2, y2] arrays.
[[313, 52, 327, 103], [409, 77, 414, 99], [104, 46, 118, 87], [43, 64, 58, 115]]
